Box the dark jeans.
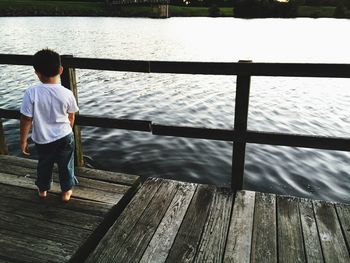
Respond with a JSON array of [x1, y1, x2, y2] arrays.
[[35, 133, 78, 192]]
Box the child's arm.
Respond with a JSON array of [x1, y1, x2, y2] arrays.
[[68, 112, 75, 128], [20, 114, 32, 156]]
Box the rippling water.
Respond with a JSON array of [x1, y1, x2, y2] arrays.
[[1, 17, 350, 203]]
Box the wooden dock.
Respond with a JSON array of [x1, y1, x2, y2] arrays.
[[0, 156, 350, 262], [0, 155, 140, 263]]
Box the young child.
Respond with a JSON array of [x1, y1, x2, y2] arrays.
[[20, 49, 79, 202]]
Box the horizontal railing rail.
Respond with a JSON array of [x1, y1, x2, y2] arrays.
[[2, 108, 350, 152], [2, 54, 350, 77], [1, 53, 350, 190]]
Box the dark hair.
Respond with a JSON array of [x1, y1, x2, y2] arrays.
[[33, 49, 61, 77]]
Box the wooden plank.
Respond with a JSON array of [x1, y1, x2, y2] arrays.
[[194, 187, 233, 263], [277, 196, 306, 263], [0, 118, 8, 155], [85, 178, 162, 262], [0, 163, 130, 194], [0, 172, 124, 204], [232, 66, 251, 191], [0, 183, 111, 217], [165, 184, 215, 263], [2, 54, 350, 78], [76, 166, 139, 186], [76, 114, 152, 132], [140, 183, 197, 263], [60, 57, 84, 167], [0, 228, 72, 263], [335, 203, 350, 253], [251, 192, 277, 263], [0, 210, 90, 249], [0, 155, 139, 186], [224, 190, 256, 263], [314, 201, 350, 262], [151, 124, 233, 141], [299, 199, 324, 263], [109, 180, 179, 262], [0, 195, 103, 231]]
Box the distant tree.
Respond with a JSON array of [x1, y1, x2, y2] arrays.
[[209, 3, 220, 16], [334, 1, 347, 17]]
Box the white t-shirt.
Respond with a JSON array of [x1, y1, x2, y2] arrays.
[[20, 83, 79, 144]]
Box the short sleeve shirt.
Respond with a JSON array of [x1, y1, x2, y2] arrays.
[[20, 83, 79, 144]]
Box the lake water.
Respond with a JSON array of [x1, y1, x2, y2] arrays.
[[1, 17, 350, 203]]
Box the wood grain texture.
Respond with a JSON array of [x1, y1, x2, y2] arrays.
[[0, 155, 139, 186], [277, 196, 306, 263], [110, 180, 179, 262], [0, 118, 8, 155], [85, 178, 162, 263], [0, 163, 130, 194], [0, 183, 111, 217], [140, 182, 197, 263], [165, 184, 215, 263], [0, 195, 103, 231], [0, 228, 72, 262], [251, 192, 277, 263], [76, 166, 139, 186], [314, 201, 350, 263], [335, 203, 350, 254], [194, 187, 233, 263], [0, 171, 123, 204], [299, 199, 324, 263], [223, 190, 255, 263], [0, 209, 90, 245]]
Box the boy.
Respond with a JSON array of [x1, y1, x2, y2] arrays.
[[20, 49, 79, 202]]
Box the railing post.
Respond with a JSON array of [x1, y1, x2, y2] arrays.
[[60, 55, 84, 167], [0, 118, 9, 155], [232, 60, 252, 191]]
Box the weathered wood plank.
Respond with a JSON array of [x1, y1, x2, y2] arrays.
[[0, 163, 130, 194], [314, 201, 350, 262], [0, 118, 8, 155], [0, 155, 139, 186], [299, 199, 324, 263], [110, 180, 179, 262], [0, 172, 124, 204], [223, 190, 256, 263], [140, 182, 197, 263], [0, 210, 89, 251], [0, 183, 111, 216], [0, 195, 103, 231], [194, 187, 233, 263], [85, 178, 162, 262], [251, 192, 277, 263], [0, 228, 72, 262], [277, 196, 306, 263], [76, 166, 140, 186], [165, 184, 215, 263], [335, 203, 350, 254]]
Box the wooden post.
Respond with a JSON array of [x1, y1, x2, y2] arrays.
[[232, 60, 252, 191], [60, 55, 84, 167], [0, 118, 9, 155]]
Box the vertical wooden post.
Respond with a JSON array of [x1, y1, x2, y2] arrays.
[[60, 55, 84, 167], [0, 118, 9, 155], [232, 60, 252, 191]]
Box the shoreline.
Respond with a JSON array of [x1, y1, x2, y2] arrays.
[[0, 1, 349, 19]]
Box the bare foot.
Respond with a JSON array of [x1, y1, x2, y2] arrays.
[[62, 190, 73, 202], [38, 190, 47, 199]]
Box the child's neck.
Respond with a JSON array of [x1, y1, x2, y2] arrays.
[[40, 76, 60, 84]]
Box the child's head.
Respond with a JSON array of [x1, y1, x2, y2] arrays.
[[33, 49, 62, 82]]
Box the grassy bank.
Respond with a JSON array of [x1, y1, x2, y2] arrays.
[[0, 0, 349, 18], [0, 0, 105, 15]]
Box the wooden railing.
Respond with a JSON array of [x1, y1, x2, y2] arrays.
[[1, 54, 350, 190]]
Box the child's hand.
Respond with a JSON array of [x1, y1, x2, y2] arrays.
[[21, 141, 30, 156]]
